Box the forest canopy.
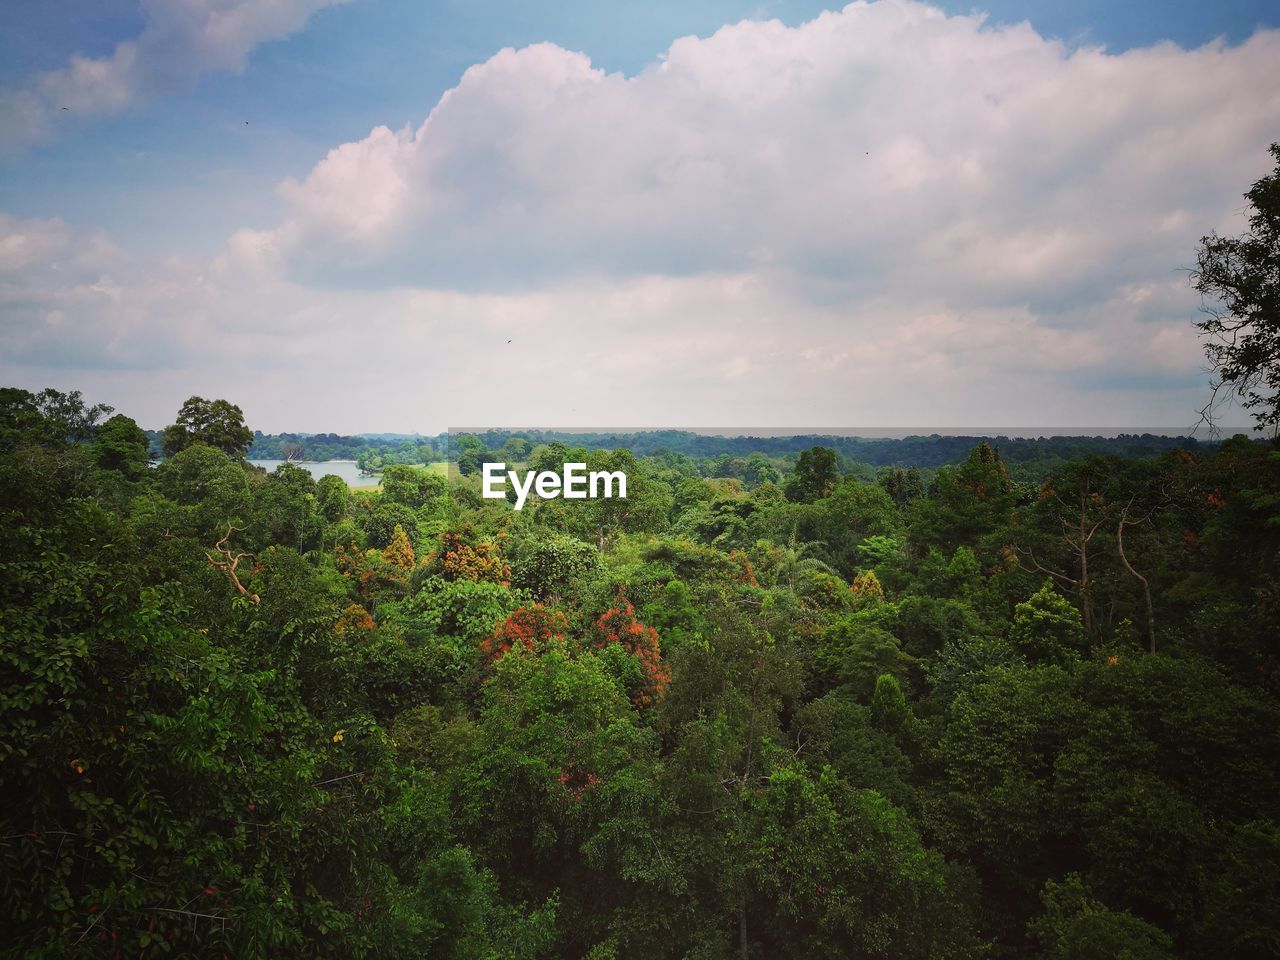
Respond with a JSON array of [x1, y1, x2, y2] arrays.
[[2, 388, 1278, 958]]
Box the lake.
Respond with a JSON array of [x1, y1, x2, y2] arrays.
[[249, 459, 380, 487]]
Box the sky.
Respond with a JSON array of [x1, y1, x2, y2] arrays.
[[1, 0, 1278, 434]]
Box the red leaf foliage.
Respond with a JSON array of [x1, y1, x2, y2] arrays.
[[592, 596, 671, 709], [481, 604, 569, 665]]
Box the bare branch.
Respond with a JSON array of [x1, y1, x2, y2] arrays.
[[1116, 502, 1157, 654], [205, 522, 260, 604]]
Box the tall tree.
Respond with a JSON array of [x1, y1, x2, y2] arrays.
[[1191, 142, 1280, 434], [92, 413, 151, 478], [913, 441, 1016, 552], [786, 445, 839, 502], [1017, 457, 1114, 635], [33, 388, 113, 443], [1, 387, 113, 447], [452, 433, 487, 476], [879, 465, 926, 506], [1010, 581, 1087, 666], [162, 396, 254, 459], [381, 464, 447, 509]]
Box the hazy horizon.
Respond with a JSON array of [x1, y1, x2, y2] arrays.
[[246, 424, 1258, 441]]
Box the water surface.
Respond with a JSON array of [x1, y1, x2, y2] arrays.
[[249, 459, 380, 487]]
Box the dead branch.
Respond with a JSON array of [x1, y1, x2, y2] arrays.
[[1116, 498, 1157, 654], [1012, 546, 1075, 586], [146, 906, 230, 922], [313, 772, 366, 787], [72, 904, 110, 945], [205, 523, 259, 604]]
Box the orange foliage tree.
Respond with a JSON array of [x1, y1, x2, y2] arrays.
[[729, 548, 759, 586], [431, 530, 511, 585], [334, 540, 411, 608], [592, 595, 671, 708], [335, 602, 376, 637], [480, 604, 569, 665], [557, 764, 601, 802], [850, 569, 885, 603], [382, 523, 416, 573]]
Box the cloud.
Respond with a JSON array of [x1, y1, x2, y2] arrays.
[[0, 0, 348, 153], [3, 0, 1277, 431], [802, 348, 850, 371], [265, 1, 1280, 304], [0, 210, 1219, 432]]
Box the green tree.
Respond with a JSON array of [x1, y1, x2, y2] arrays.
[[453, 642, 662, 953], [786, 446, 839, 502], [926, 632, 1022, 703], [741, 763, 978, 958], [1010, 581, 1087, 666], [33, 387, 114, 443], [501, 436, 532, 461], [934, 664, 1086, 940], [786, 479, 901, 577], [870, 673, 911, 732], [879, 465, 926, 506], [382, 464, 448, 509], [1017, 457, 1116, 636], [154, 442, 254, 535], [912, 441, 1016, 552], [1030, 875, 1174, 960], [253, 461, 322, 552], [356, 448, 384, 474], [858, 533, 904, 569], [315, 473, 351, 523], [92, 413, 151, 478], [0, 437, 416, 959], [1195, 820, 1280, 960], [817, 621, 913, 701], [0, 387, 113, 448], [452, 434, 487, 476], [363, 500, 420, 549], [508, 531, 600, 602], [743, 452, 782, 487], [162, 395, 254, 459], [0, 387, 45, 449], [559, 450, 672, 550]]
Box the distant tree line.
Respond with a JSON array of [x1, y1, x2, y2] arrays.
[[446, 430, 1225, 485], [148, 426, 1231, 484], [452, 429, 1214, 468]]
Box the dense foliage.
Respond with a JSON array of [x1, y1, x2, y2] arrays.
[[3, 388, 1279, 958]]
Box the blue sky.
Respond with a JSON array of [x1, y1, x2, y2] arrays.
[[1, 1, 1277, 431]]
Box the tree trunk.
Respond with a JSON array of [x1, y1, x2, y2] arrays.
[[1078, 494, 1092, 635], [1116, 519, 1156, 653]]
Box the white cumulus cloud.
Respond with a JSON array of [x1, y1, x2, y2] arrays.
[[265, 0, 1280, 306]]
